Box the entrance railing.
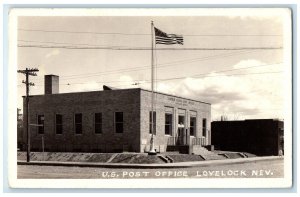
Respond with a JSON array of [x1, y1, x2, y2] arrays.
[[191, 137, 207, 146], [167, 137, 207, 146]]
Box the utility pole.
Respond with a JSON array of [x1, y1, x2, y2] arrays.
[[18, 68, 39, 162]]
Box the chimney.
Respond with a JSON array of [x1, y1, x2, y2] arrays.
[[45, 75, 59, 94]]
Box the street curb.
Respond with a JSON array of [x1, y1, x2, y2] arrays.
[[17, 156, 283, 169]]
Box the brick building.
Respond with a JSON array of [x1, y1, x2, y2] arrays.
[[211, 119, 284, 156], [21, 75, 211, 153]]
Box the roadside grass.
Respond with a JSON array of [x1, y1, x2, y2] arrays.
[[167, 154, 205, 162], [129, 154, 165, 164], [17, 152, 114, 163], [17, 151, 256, 164]]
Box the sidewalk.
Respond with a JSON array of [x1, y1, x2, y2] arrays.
[[18, 156, 283, 169]]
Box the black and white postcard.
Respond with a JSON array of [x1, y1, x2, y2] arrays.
[[8, 8, 292, 188]]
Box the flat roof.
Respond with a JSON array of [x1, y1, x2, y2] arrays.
[[45, 74, 59, 77], [27, 87, 211, 105]]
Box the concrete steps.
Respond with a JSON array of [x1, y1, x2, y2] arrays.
[[192, 146, 212, 155], [158, 155, 174, 163], [192, 146, 227, 160]]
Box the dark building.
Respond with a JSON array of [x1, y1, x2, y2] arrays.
[[21, 75, 212, 153], [211, 119, 284, 156]]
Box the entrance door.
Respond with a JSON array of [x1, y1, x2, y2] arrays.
[[177, 115, 185, 145]]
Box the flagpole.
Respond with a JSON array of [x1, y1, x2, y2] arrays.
[[149, 21, 156, 155]]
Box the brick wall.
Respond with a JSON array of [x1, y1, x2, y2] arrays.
[[22, 88, 211, 153], [140, 89, 211, 152], [22, 89, 141, 152]]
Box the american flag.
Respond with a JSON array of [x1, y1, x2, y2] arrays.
[[154, 27, 184, 45]]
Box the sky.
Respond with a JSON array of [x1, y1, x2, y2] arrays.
[[16, 11, 289, 120]]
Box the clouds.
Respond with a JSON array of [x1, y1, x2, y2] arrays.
[[45, 49, 60, 59], [153, 59, 284, 120]]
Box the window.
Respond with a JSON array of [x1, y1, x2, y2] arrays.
[[165, 113, 173, 135], [190, 117, 196, 136], [95, 113, 102, 134], [37, 115, 44, 134], [149, 111, 156, 135], [75, 113, 82, 134], [202, 118, 207, 137], [56, 114, 63, 134], [115, 112, 123, 133], [178, 115, 185, 126]]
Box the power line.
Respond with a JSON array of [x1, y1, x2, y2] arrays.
[[18, 28, 282, 37], [18, 28, 149, 36], [25, 54, 282, 86], [134, 71, 283, 85], [58, 60, 282, 81], [20, 40, 278, 53], [21, 50, 259, 83], [128, 70, 283, 85], [155, 71, 283, 83], [20, 70, 283, 87], [23, 61, 283, 85], [18, 44, 283, 50], [84, 70, 284, 85], [184, 34, 282, 37], [18, 39, 125, 48], [42, 50, 261, 81]]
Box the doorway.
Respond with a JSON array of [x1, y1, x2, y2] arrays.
[[177, 115, 185, 145]]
